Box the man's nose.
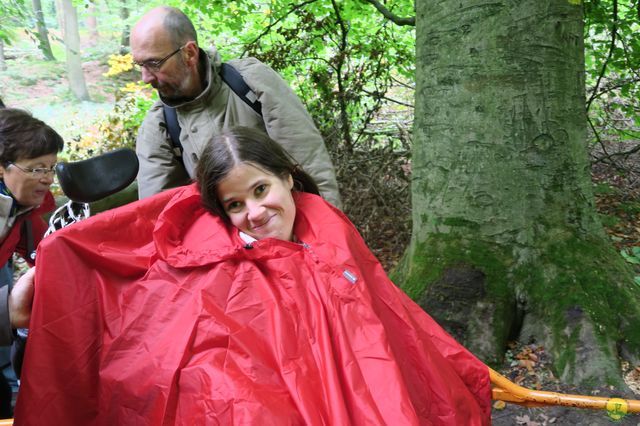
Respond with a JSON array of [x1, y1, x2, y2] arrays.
[[140, 67, 156, 84]]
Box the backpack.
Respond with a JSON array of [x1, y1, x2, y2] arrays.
[[163, 62, 263, 164]]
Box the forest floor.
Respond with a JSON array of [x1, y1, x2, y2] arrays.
[[2, 50, 640, 424]]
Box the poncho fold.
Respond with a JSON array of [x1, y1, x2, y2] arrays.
[[15, 185, 491, 425]]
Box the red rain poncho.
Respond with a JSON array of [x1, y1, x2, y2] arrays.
[[15, 185, 491, 425]]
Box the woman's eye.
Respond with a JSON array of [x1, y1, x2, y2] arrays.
[[255, 184, 268, 196], [226, 201, 243, 212]]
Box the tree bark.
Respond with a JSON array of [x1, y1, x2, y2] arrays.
[[396, 0, 640, 388], [0, 40, 6, 71], [32, 0, 55, 61], [61, 0, 90, 101], [119, 0, 130, 54], [54, 0, 64, 31], [86, 3, 99, 47]]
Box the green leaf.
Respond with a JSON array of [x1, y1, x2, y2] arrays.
[[621, 249, 640, 264]]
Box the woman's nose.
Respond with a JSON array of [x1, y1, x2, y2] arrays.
[[246, 202, 266, 222], [40, 172, 54, 185]]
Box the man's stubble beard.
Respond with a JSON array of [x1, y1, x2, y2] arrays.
[[159, 60, 198, 103]]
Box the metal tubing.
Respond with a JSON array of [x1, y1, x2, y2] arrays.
[[491, 368, 640, 414]]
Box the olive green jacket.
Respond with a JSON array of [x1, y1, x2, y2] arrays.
[[136, 48, 341, 208]]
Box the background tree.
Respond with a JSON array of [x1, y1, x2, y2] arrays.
[[85, 2, 99, 48], [31, 0, 55, 60], [119, 0, 130, 54], [54, 0, 64, 31], [61, 0, 89, 100], [0, 41, 5, 71], [387, 0, 640, 388]]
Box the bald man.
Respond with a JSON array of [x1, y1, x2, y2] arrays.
[[130, 6, 341, 208]]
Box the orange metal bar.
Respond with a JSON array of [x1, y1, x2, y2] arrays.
[[0, 420, 12, 425], [490, 368, 640, 415]]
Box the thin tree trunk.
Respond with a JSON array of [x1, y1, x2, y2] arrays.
[[61, 0, 90, 101], [119, 0, 130, 54], [0, 40, 6, 71], [55, 0, 64, 32], [32, 0, 55, 60], [86, 3, 98, 47], [396, 0, 640, 388]]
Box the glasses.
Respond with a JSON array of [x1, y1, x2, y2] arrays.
[[133, 45, 185, 72], [9, 162, 57, 178]]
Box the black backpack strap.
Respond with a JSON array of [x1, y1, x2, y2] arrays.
[[162, 105, 184, 164], [161, 62, 263, 164], [221, 63, 263, 117]]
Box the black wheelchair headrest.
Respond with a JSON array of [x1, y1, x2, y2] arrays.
[[55, 148, 139, 203]]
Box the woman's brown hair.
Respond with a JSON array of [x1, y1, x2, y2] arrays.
[[196, 126, 319, 219]]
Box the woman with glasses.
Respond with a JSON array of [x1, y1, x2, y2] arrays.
[[0, 108, 63, 417]]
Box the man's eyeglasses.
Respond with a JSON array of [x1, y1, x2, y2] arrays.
[[133, 45, 185, 72], [9, 162, 57, 178]]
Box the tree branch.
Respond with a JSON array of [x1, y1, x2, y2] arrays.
[[241, 0, 320, 57], [362, 89, 414, 108], [586, 0, 618, 111], [330, 0, 353, 151], [361, 0, 415, 26]]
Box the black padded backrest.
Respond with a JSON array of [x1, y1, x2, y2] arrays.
[[55, 148, 139, 203]]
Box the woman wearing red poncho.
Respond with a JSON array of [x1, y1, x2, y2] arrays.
[[15, 127, 491, 425]]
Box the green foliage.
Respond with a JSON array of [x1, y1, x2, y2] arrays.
[[620, 246, 640, 287], [598, 212, 621, 227], [65, 82, 155, 161], [0, 0, 27, 44], [592, 182, 617, 195], [620, 246, 640, 264], [167, 0, 415, 152], [584, 0, 640, 145]]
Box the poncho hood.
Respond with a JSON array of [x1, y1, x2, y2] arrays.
[[153, 185, 340, 268]]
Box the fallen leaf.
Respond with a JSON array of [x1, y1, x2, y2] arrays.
[[519, 359, 536, 371]]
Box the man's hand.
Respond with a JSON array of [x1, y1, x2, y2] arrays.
[[8, 267, 35, 328]]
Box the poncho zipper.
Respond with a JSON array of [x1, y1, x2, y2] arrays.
[[301, 242, 320, 263]]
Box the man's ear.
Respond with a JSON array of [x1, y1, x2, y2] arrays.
[[183, 41, 200, 67]]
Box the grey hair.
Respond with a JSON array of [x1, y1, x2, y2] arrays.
[[161, 7, 198, 47]]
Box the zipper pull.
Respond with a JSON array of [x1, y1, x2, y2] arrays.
[[301, 242, 320, 263]]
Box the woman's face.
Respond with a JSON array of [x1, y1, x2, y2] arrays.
[[0, 153, 57, 207], [217, 163, 296, 241]]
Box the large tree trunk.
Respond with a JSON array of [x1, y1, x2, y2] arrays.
[[32, 0, 55, 61], [396, 0, 640, 388], [61, 0, 90, 101]]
